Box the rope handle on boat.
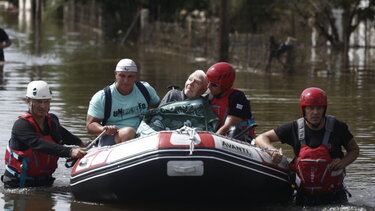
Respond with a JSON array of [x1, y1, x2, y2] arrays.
[[176, 126, 197, 155], [188, 128, 197, 155], [65, 129, 107, 168]]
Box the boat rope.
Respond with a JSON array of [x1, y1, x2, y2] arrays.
[[176, 126, 197, 155]]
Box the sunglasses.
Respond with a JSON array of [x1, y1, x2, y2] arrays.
[[209, 81, 220, 87]]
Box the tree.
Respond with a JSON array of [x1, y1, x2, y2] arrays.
[[291, 0, 375, 49]]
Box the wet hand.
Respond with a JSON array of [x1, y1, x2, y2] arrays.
[[70, 148, 87, 159], [330, 158, 344, 171], [79, 140, 90, 147], [103, 126, 118, 135], [268, 148, 283, 164]]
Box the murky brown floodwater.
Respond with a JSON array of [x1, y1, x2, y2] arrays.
[[0, 8, 374, 211]]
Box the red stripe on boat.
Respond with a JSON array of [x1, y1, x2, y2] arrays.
[[158, 131, 215, 148]]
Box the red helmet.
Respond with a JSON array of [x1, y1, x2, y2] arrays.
[[206, 62, 235, 91], [300, 87, 327, 116]]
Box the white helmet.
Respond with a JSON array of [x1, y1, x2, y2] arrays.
[[115, 58, 137, 72], [26, 80, 52, 99]]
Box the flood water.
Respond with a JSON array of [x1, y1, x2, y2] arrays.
[[1, 9, 375, 211]]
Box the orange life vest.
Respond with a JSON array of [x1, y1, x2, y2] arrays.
[[290, 116, 344, 195], [5, 113, 59, 180], [210, 88, 255, 140]]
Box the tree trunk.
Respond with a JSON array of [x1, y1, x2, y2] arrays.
[[218, 0, 230, 62]]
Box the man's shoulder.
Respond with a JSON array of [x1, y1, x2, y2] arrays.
[[276, 120, 297, 132], [229, 89, 247, 99], [166, 89, 183, 95], [138, 81, 153, 89], [159, 89, 184, 106], [90, 88, 107, 104], [331, 116, 349, 131]]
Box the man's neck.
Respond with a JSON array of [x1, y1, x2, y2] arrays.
[[305, 117, 325, 130]]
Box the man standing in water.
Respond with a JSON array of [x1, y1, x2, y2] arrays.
[[2, 81, 87, 188], [255, 87, 359, 206], [0, 27, 12, 62], [86, 58, 160, 146]]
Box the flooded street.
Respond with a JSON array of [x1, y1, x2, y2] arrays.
[[1, 9, 375, 211]]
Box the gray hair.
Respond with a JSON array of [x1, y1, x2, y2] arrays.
[[190, 69, 208, 94]]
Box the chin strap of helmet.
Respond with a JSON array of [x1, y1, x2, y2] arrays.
[[303, 116, 325, 129]]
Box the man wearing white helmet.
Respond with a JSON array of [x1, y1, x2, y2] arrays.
[[2, 80, 87, 188], [86, 58, 160, 146]]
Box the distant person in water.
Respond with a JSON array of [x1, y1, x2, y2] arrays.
[[0, 27, 12, 62], [2, 80, 87, 188], [159, 69, 208, 106]]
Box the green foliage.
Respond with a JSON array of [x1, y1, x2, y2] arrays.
[[230, 0, 280, 33], [43, 0, 66, 19], [139, 0, 210, 22]]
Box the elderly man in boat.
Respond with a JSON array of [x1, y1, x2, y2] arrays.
[[159, 69, 208, 106], [138, 69, 218, 136]]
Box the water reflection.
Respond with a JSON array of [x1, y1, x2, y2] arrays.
[[0, 64, 4, 90]]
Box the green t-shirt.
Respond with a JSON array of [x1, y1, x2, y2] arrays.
[[88, 82, 160, 130]]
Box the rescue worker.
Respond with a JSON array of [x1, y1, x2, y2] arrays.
[[86, 58, 160, 146], [2, 81, 87, 188], [206, 62, 256, 142], [254, 87, 360, 206]]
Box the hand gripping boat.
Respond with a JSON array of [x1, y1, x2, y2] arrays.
[[70, 127, 293, 203]]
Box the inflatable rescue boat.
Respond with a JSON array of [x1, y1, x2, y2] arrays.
[[70, 127, 293, 203]]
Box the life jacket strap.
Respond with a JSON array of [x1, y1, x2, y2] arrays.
[[237, 119, 256, 127], [237, 119, 257, 142], [6, 146, 31, 188], [5, 165, 52, 185], [7, 146, 23, 162], [297, 116, 335, 146]]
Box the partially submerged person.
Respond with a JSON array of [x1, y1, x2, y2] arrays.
[[86, 58, 160, 146], [254, 87, 359, 206], [159, 69, 208, 106], [2, 81, 87, 188], [206, 62, 256, 142], [0, 27, 12, 62]]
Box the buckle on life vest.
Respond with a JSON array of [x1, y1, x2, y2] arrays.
[[7, 146, 24, 162], [5, 163, 52, 187], [5, 156, 30, 188]]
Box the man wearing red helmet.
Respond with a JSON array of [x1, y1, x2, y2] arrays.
[[206, 62, 256, 142], [254, 87, 359, 206]]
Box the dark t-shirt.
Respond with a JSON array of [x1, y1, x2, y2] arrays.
[[227, 90, 253, 119], [0, 28, 10, 60], [159, 89, 186, 106], [274, 117, 353, 158], [0, 28, 9, 42], [9, 113, 82, 157]]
